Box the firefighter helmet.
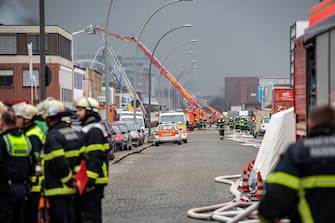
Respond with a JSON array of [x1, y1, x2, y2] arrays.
[[13, 103, 38, 120], [73, 97, 99, 113], [36, 97, 55, 116], [44, 99, 65, 118]]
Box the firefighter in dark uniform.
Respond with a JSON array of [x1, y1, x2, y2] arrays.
[[74, 96, 109, 223], [228, 117, 234, 132], [42, 99, 81, 223], [14, 103, 46, 223], [0, 108, 34, 223], [217, 116, 225, 140], [258, 106, 335, 223]]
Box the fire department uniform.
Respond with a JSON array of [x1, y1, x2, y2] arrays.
[[217, 120, 225, 139], [74, 96, 110, 223], [80, 116, 109, 223], [0, 128, 33, 223], [258, 124, 335, 223], [23, 123, 46, 223], [42, 99, 83, 223]]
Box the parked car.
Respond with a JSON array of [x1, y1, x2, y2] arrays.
[[101, 121, 117, 160], [259, 117, 270, 135], [116, 122, 132, 150], [119, 121, 141, 147], [110, 123, 127, 151], [153, 123, 182, 146]]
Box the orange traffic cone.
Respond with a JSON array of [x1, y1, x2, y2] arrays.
[[241, 168, 250, 193], [255, 171, 265, 200], [245, 160, 255, 178]]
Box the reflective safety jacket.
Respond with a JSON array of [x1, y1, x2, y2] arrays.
[[43, 122, 82, 197], [81, 117, 109, 188], [217, 121, 225, 130], [24, 124, 46, 194], [229, 120, 234, 127], [0, 128, 33, 185], [258, 124, 335, 223]]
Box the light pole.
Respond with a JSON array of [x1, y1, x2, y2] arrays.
[[104, 0, 115, 122], [147, 24, 192, 138], [173, 68, 196, 109], [158, 40, 197, 110], [160, 51, 196, 110], [132, 0, 193, 124], [169, 63, 197, 109]]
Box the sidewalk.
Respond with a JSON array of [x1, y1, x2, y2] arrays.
[[111, 143, 152, 164]]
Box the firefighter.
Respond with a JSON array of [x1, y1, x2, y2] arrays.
[[217, 116, 225, 140], [258, 105, 335, 223], [74, 96, 109, 223], [239, 117, 245, 133], [0, 108, 34, 223], [14, 103, 46, 223], [228, 117, 234, 132], [42, 99, 80, 223], [234, 117, 240, 132]]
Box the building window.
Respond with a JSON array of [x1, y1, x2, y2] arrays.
[[0, 35, 16, 54], [22, 70, 39, 87], [74, 72, 83, 89], [26, 34, 48, 54], [0, 70, 14, 87], [61, 88, 73, 102], [58, 35, 71, 60]]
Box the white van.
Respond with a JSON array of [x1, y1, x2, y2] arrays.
[[158, 112, 188, 143], [119, 110, 146, 132]]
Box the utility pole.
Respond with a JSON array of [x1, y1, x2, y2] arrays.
[[39, 0, 46, 101]]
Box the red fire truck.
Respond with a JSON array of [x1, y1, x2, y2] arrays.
[[294, 0, 335, 139]]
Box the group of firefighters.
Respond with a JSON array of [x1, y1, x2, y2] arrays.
[[0, 96, 109, 223], [216, 116, 253, 140]]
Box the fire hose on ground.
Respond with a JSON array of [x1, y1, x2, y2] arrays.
[[187, 173, 261, 223]]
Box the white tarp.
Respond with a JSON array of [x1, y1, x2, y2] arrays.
[[254, 107, 296, 178]]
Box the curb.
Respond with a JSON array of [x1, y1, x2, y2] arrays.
[[111, 143, 153, 164]]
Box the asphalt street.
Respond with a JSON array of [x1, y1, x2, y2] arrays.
[[103, 129, 259, 223]]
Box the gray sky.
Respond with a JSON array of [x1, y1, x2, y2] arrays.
[[0, 0, 319, 96]]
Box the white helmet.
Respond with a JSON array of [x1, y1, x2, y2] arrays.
[[13, 103, 38, 120], [44, 99, 65, 118], [74, 97, 99, 113], [36, 97, 55, 117]]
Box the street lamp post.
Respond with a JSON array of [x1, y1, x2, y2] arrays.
[[157, 40, 197, 111], [147, 24, 192, 139], [132, 0, 193, 124], [159, 51, 196, 111], [104, 0, 115, 122], [169, 65, 197, 109], [173, 68, 196, 109]]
